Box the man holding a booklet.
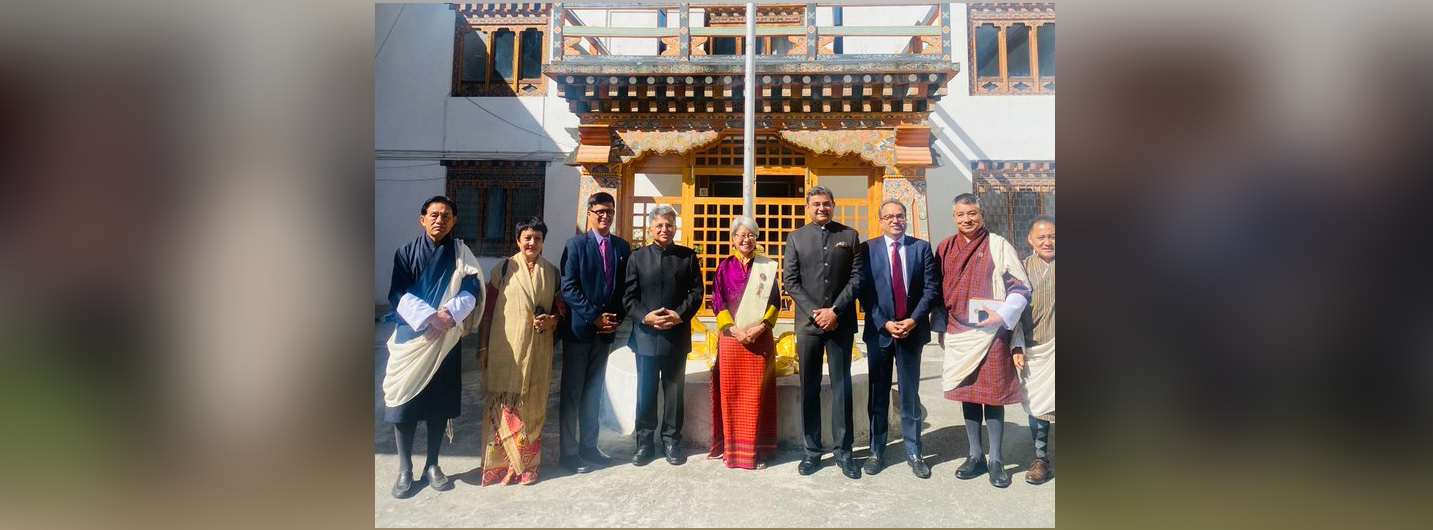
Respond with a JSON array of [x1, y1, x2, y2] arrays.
[[933, 193, 1031, 488]]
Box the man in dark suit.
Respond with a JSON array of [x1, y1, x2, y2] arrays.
[[858, 198, 941, 479], [623, 206, 704, 467], [557, 192, 631, 473], [783, 185, 865, 479]]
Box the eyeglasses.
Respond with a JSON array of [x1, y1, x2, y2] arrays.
[[732, 232, 757, 240], [880, 214, 907, 221], [588, 209, 615, 218]]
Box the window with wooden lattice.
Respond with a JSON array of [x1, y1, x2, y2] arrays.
[[969, 3, 1054, 95], [972, 160, 1054, 258], [444, 160, 547, 256], [451, 4, 549, 97], [693, 134, 807, 169]]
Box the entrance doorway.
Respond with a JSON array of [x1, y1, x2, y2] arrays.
[[624, 133, 879, 319]]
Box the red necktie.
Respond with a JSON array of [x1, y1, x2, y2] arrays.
[[891, 240, 907, 320], [599, 237, 613, 288]]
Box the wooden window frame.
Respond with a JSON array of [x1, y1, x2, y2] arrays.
[[452, 14, 548, 97], [968, 3, 1055, 95], [971, 160, 1055, 257], [444, 160, 547, 257]]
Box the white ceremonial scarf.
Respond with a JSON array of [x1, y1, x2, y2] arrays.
[[383, 241, 486, 408], [941, 232, 1029, 391], [1020, 337, 1055, 418], [733, 254, 778, 329]]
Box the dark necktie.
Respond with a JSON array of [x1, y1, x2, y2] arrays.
[[891, 240, 907, 320], [600, 238, 613, 292]]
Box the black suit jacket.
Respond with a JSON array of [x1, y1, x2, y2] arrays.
[[783, 220, 864, 335], [859, 235, 941, 348], [623, 243, 704, 357], [559, 230, 631, 343]]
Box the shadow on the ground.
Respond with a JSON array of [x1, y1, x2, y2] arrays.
[[377, 322, 1055, 483]]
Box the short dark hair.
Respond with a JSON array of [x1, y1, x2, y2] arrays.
[[953, 193, 981, 210], [805, 185, 834, 204], [1028, 214, 1056, 232], [514, 217, 548, 239], [421, 195, 458, 216], [587, 192, 615, 210]]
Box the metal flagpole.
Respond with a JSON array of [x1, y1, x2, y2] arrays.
[[743, 3, 756, 217]]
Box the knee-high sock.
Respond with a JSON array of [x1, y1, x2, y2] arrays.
[[961, 402, 984, 459], [984, 405, 1005, 464], [394, 421, 417, 474], [1030, 417, 1051, 461], [424, 419, 446, 469]]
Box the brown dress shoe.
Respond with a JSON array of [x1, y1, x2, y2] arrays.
[[1026, 458, 1052, 484]]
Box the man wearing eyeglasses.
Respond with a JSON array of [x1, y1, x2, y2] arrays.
[[857, 198, 941, 479], [557, 192, 632, 474]]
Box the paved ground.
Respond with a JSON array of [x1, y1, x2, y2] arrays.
[[374, 321, 1055, 527]]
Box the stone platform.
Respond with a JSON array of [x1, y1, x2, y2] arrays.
[[600, 344, 905, 449]]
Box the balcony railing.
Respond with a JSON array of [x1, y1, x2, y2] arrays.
[[548, 3, 952, 63]]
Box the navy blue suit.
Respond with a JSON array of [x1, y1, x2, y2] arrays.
[[559, 231, 631, 343], [557, 230, 631, 457], [858, 234, 940, 459]]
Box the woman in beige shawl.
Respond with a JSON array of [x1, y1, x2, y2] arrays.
[[477, 217, 564, 486]]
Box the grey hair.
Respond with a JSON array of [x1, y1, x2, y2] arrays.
[[953, 193, 982, 210], [647, 205, 677, 224], [805, 185, 835, 203], [729, 215, 759, 237], [879, 197, 907, 215]]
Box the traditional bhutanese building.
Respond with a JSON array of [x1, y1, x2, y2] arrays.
[[375, 3, 1055, 322]]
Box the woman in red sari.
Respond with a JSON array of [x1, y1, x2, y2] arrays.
[[708, 216, 781, 469]]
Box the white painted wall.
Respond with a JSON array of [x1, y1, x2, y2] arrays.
[[925, 4, 1056, 244], [375, 3, 579, 304], [375, 3, 1054, 303], [633, 173, 683, 197]]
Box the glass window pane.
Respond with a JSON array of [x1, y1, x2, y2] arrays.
[[1007, 24, 1031, 77], [712, 37, 737, 56], [975, 24, 1000, 77], [461, 29, 488, 83], [455, 186, 480, 241], [491, 30, 515, 83], [978, 189, 1009, 239], [512, 186, 539, 223], [483, 187, 507, 239], [1038, 23, 1055, 76], [519, 29, 543, 79], [1012, 190, 1041, 256]]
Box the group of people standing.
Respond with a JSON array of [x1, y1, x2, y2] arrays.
[[380, 186, 1055, 497]]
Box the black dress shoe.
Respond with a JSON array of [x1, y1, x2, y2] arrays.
[[907, 456, 932, 479], [632, 444, 655, 466], [579, 447, 613, 466], [392, 469, 414, 498], [863, 454, 884, 475], [797, 456, 821, 476], [663, 441, 686, 466], [836, 455, 862, 479], [955, 455, 988, 479], [424, 464, 453, 491], [559, 455, 592, 474], [988, 461, 1011, 488]]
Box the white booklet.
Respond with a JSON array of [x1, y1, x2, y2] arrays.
[[967, 298, 1003, 325]]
